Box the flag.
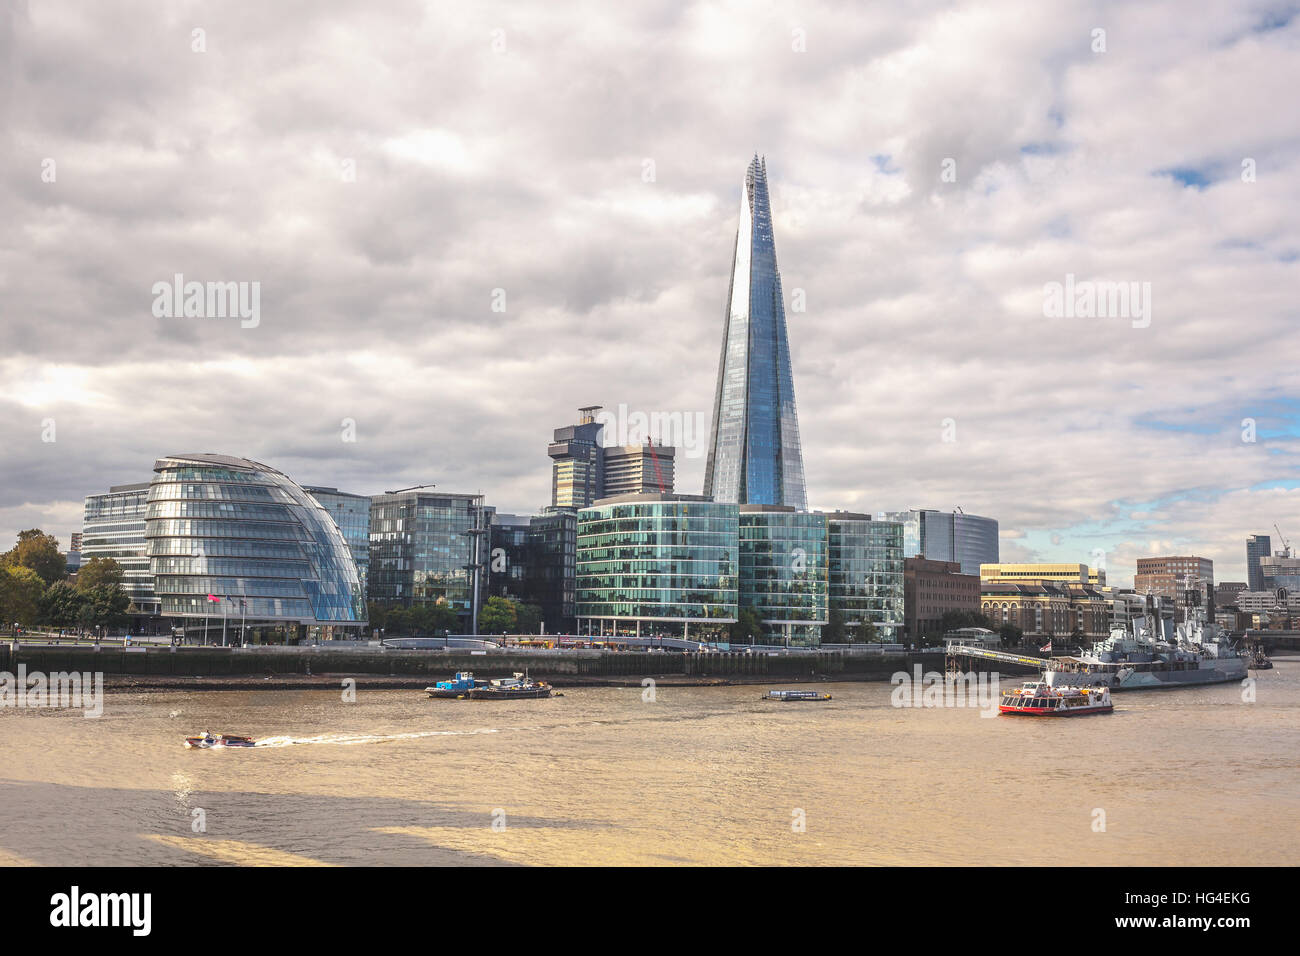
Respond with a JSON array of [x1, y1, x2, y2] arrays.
[[1040, 640, 1052, 652], [207, 594, 219, 602]]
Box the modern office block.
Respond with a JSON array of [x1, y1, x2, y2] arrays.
[[82, 482, 159, 615], [575, 494, 739, 639], [738, 505, 828, 646]]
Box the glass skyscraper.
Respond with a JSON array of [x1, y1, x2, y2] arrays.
[[704, 156, 807, 510], [1246, 534, 1272, 591]]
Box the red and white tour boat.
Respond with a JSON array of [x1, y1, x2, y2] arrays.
[[998, 680, 1112, 717]]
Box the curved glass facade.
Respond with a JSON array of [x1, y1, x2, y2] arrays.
[[827, 515, 904, 642], [576, 496, 738, 633], [146, 454, 366, 629], [739, 508, 828, 646]]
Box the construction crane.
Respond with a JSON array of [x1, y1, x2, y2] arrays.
[[1275, 524, 1293, 558]]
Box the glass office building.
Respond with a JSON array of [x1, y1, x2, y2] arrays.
[[827, 513, 904, 642], [738, 506, 828, 646], [1246, 534, 1272, 592], [145, 454, 366, 637], [304, 486, 370, 598], [368, 489, 486, 626], [528, 510, 577, 632], [82, 482, 159, 616], [881, 509, 998, 577], [576, 494, 739, 638], [704, 156, 808, 510]]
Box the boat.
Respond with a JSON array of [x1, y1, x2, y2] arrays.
[[425, 671, 486, 699], [763, 689, 832, 701], [184, 732, 256, 748], [1045, 603, 1249, 691], [466, 672, 552, 700], [998, 681, 1112, 716]]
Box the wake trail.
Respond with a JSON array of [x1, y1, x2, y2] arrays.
[[253, 728, 499, 748]]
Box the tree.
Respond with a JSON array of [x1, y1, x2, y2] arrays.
[[729, 605, 764, 643], [515, 602, 542, 634], [80, 583, 130, 629], [0, 565, 47, 627], [478, 596, 517, 633], [75, 556, 125, 591], [40, 580, 86, 626], [998, 623, 1024, 648], [822, 605, 846, 643], [850, 619, 879, 644], [1, 529, 66, 586]]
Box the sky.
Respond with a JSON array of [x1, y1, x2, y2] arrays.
[[1, 0, 1297, 587]]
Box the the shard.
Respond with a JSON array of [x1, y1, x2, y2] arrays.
[[703, 155, 808, 510]]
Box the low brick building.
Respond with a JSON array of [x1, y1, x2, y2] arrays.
[[904, 557, 980, 641]]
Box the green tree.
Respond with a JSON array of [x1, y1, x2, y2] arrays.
[[850, 619, 879, 644], [1, 529, 67, 585], [75, 556, 125, 591], [515, 602, 542, 634], [81, 584, 130, 628], [478, 596, 517, 633], [40, 580, 86, 626], [998, 623, 1023, 648], [0, 565, 47, 627], [822, 605, 846, 643], [729, 605, 764, 643]]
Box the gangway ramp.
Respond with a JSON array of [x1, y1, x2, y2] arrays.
[[944, 643, 1051, 669]]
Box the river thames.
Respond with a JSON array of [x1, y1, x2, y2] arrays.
[[2, 661, 1297, 866]]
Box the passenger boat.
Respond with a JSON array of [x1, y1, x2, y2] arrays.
[[425, 672, 486, 699], [184, 732, 257, 748], [763, 689, 832, 701], [466, 672, 552, 700], [998, 681, 1112, 717]]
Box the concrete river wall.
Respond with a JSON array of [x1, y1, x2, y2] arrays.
[[1, 643, 935, 683]]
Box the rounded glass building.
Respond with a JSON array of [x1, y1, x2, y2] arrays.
[[146, 453, 367, 639], [739, 506, 828, 646], [576, 494, 738, 639]]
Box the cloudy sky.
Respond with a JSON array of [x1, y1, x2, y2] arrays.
[[1, 0, 1297, 586]]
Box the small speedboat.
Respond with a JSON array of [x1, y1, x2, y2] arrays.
[[466, 673, 552, 700], [184, 732, 257, 748], [425, 671, 486, 699], [763, 689, 832, 702]]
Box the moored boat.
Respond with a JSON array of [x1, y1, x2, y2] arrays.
[[425, 671, 486, 699], [184, 732, 257, 748], [466, 672, 552, 700], [998, 681, 1112, 717], [763, 689, 832, 701]]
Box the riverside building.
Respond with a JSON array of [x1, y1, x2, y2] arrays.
[[146, 453, 366, 641]]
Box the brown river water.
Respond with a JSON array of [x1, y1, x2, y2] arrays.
[[2, 661, 1297, 866]]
